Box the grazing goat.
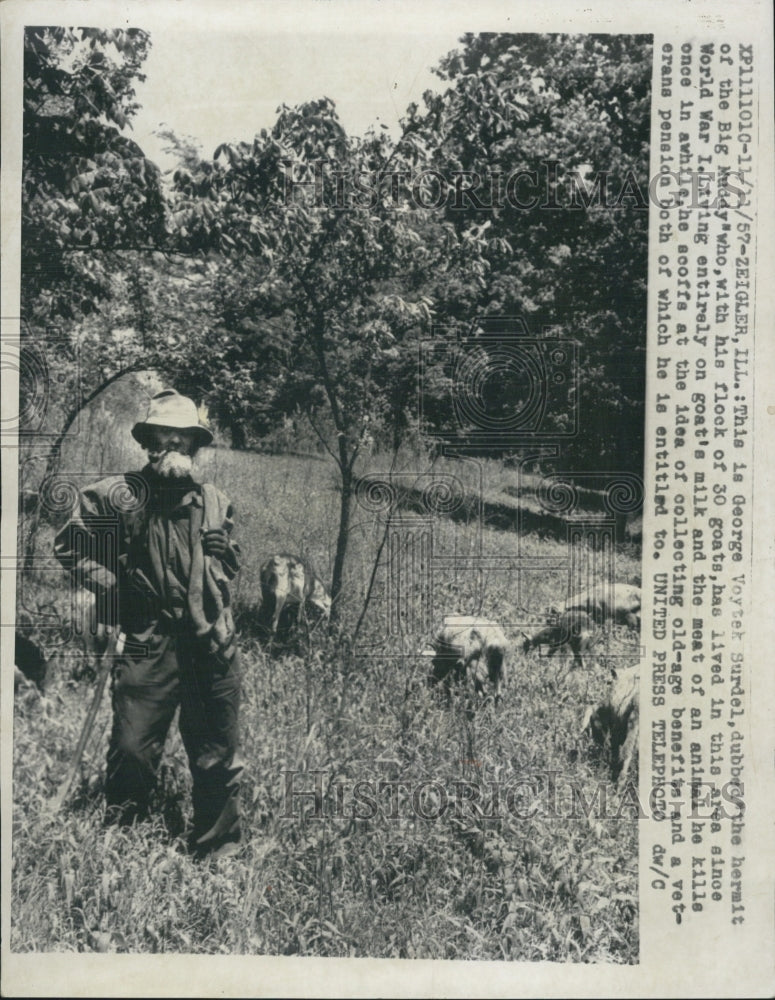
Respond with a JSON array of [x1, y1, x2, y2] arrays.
[[521, 610, 594, 671], [424, 616, 508, 703], [582, 666, 640, 785], [564, 583, 641, 630], [257, 553, 331, 643], [14, 633, 49, 692]]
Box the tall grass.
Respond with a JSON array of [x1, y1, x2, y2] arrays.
[[13, 425, 640, 961]]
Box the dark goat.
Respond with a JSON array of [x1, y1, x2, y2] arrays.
[[521, 610, 594, 671], [14, 633, 48, 692]]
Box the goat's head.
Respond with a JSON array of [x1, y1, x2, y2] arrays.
[[581, 701, 615, 747]]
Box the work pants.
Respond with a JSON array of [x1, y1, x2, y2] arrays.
[[105, 624, 244, 856]]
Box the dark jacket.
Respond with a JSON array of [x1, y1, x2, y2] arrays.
[[54, 466, 240, 653]]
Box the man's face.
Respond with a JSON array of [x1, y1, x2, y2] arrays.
[[146, 426, 198, 478]]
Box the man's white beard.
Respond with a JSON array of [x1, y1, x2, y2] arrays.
[[152, 451, 194, 478]]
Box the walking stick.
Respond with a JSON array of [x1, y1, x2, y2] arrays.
[[46, 628, 124, 816]]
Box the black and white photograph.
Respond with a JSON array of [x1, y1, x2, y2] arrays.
[[2, 1, 773, 997]]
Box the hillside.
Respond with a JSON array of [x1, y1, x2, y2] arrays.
[[13, 444, 641, 961]]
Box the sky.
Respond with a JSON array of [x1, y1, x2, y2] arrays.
[[131, 30, 466, 171]]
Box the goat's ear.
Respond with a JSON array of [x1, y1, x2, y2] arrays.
[[580, 705, 595, 732]]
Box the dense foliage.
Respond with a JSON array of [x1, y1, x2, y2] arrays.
[[415, 34, 651, 472], [23, 27, 165, 322], [19, 27, 650, 599], [20, 29, 650, 477]]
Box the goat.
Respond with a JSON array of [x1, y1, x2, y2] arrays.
[[564, 583, 641, 630], [582, 666, 640, 785], [14, 633, 49, 692], [257, 553, 331, 644], [521, 609, 594, 671], [423, 616, 508, 704]]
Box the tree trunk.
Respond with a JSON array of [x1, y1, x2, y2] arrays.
[[307, 311, 355, 634], [230, 423, 247, 451], [329, 460, 352, 630]]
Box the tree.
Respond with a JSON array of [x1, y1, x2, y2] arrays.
[[19, 28, 214, 578], [19, 28, 201, 571], [167, 98, 488, 624], [22, 27, 166, 323], [21, 26, 166, 464], [414, 33, 652, 473]]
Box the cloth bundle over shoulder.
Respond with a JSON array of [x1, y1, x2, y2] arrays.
[[187, 482, 238, 660]]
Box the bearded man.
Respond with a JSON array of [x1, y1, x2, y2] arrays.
[[54, 389, 245, 859]]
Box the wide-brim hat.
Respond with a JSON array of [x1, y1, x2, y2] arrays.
[[131, 389, 214, 448]]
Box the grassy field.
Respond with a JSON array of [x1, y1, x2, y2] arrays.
[[12, 438, 641, 961]]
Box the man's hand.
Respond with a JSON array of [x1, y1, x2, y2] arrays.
[[93, 624, 125, 657], [202, 528, 229, 558]]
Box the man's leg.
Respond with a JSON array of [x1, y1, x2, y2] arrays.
[[105, 629, 179, 823], [178, 639, 244, 856]]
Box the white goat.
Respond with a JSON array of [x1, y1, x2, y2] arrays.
[[582, 666, 640, 785], [564, 583, 641, 630], [258, 553, 331, 643], [423, 616, 508, 703]]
